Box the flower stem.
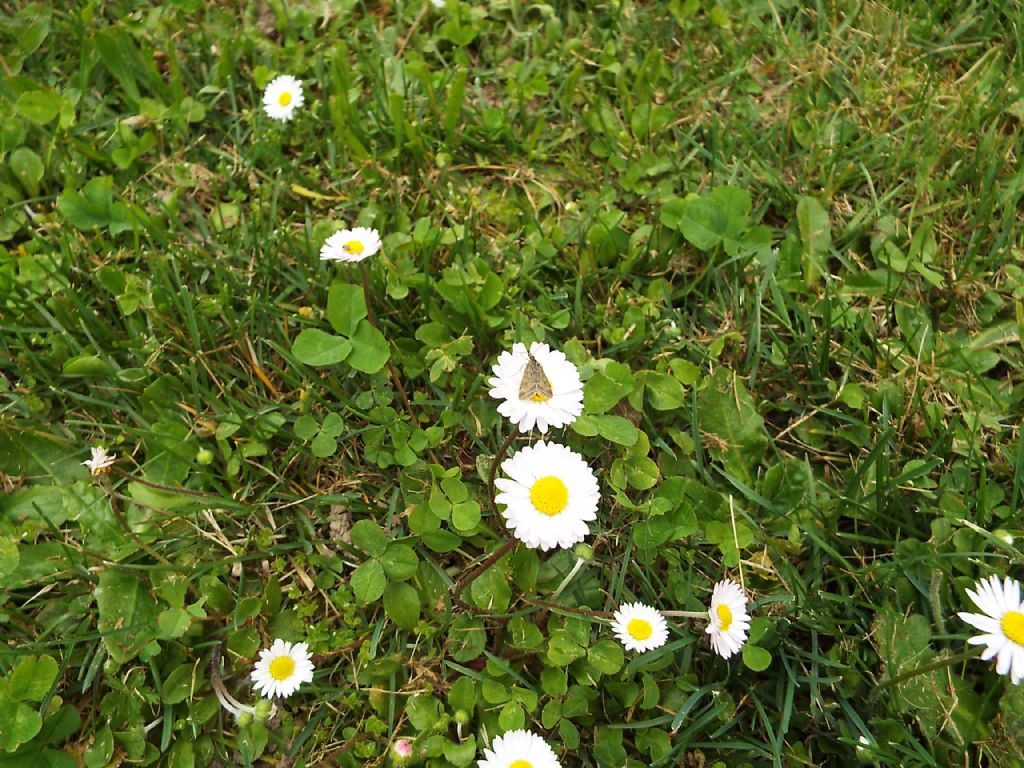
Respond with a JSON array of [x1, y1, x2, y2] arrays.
[[660, 610, 708, 619], [549, 557, 586, 602]]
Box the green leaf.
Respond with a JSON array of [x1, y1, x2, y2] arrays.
[[383, 582, 420, 630], [95, 570, 158, 663], [10, 148, 44, 197], [0, 693, 42, 751], [380, 543, 419, 581], [347, 320, 390, 374], [62, 354, 115, 377], [7, 656, 58, 702], [326, 282, 367, 336], [57, 176, 113, 230], [15, 89, 63, 124], [641, 371, 686, 410], [292, 328, 352, 366], [592, 414, 639, 446], [796, 196, 831, 287], [156, 607, 192, 639], [451, 500, 481, 531], [350, 520, 388, 557], [587, 639, 624, 675], [584, 366, 634, 414], [696, 368, 768, 483], [444, 735, 476, 767], [162, 664, 197, 705], [741, 644, 772, 671], [351, 559, 386, 603], [0, 539, 19, 578], [470, 564, 511, 612]]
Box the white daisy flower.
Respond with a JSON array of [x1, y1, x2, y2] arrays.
[[262, 75, 304, 121], [611, 602, 669, 653], [250, 639, 315, 699], [958, 574, 1024, 684], [494, 441, 599, 551], [477, 729, 561, 768], [320, 227, 383, 262], [706, 578, 751, 659], [488, 342, 583, 433], [82, 446, 115, 476]]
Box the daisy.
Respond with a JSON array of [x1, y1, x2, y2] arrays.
[[612, 602, 669, 653], [958, 574, 1024, 684], [494, 441, 599, 551], [488, 342, 583, 433], [262, 75, 304, 121], [320, 227, 383, 263], [82, 446, 115, 476], [477, 729, 561, 768], [706, 578, 751, 659], [251, 639, 315, 699], [392, 738, 415, 764]]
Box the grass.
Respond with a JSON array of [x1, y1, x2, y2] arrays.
[[2, 0, 1024, 766]]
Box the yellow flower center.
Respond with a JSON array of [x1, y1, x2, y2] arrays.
[[1003, 611, 1024, 645], [278, 91, 292, 107], [529, 476, 569, 516], [529, 393, 550, 402], [717, 604, 733, 632], [269, 656, 296, 681], [510, 762, 533, 768], [627, 618, 652, 641], [345, 240, 365, 254]]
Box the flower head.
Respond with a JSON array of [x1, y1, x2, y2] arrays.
[[612, 602, 669, 653], [320, 227, 382, 263], [494, 441, 599, 551], [251, 639, 315, 699], [391, 737, 415, 765], [706, 578, 750, 659], [431, 0, 446, 6], [477, 729, 561, 768], [488, 342, 583, 433], [263, 75, 304, 121], [82, 446, 115, 476], [958, 574, 1024, 684]]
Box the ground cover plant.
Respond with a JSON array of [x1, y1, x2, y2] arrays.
[[2, 0, 1024, 765]]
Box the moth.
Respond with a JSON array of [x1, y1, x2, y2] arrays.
[[519, 352, 553, 402]]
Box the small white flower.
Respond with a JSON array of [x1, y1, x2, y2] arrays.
[[251, 639, 315, 699], [82, 446, 115, 476], [494, 441, 599, 551], [263, 75, 304, 121], [320, 227, 382, 263], [477, 729, 561, 768], [611, 602, 669, 653], [958, 574, 1024, 684], [488, 342, 583, 433], [706, 578, 751, 659], [430, 0, 445, 6]]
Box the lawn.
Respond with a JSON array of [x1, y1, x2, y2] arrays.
[[2, 0, 1024, 766]]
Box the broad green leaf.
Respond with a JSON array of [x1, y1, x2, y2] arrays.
[[347, 320, 390, 374], [592, 414, 639, 446], [444, 735, 477, 767], [696, 368, 768, 483], [57, 176, 113, 230], [641, 370, 685, 410], [451, 500, 481, 531], [380, 543, 419, 581], [10, 148, 44, 197], [156, 607, 192, 639], [62, 354, 115, 377], [0, 539, 19, 578], [588, 639, 624, 675], [470, 564, 510, 612], [7, 656, 58, 702], [797, 196, 830, 287], [741, 644, 772, 671], [292, 328, 352, 366], [162, 664, 197, 705], [584, 368, 633, 414], [15, 89, 63, 124], [351, 559, 386, 603], [0, 694, 42, 751], [350, 520, 388, 557], [95, 570, 159, 663], [383, 582, 420, 630], [326, 282, 367, 336]]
